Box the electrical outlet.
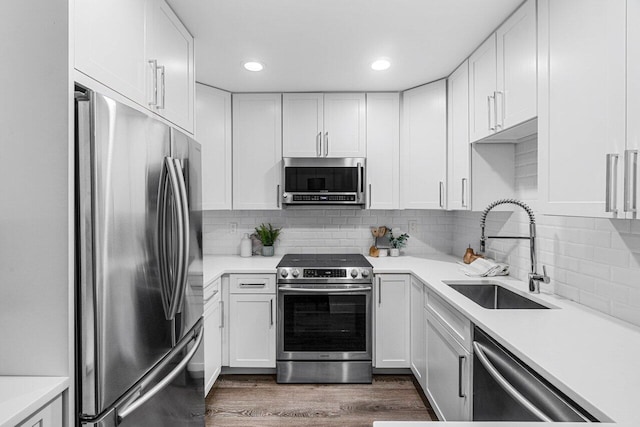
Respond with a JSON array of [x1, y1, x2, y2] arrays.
[[408, 220, 418, 234], [229, 222, 237, 234]]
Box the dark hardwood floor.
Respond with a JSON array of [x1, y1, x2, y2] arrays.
[[205, 375, 437, 426]]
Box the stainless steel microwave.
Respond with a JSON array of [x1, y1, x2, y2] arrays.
[[282, 157, 366, 206]]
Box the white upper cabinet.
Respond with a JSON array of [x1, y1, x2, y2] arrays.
[[497, 0, 537, 130], [447, 61, 471, 211], [469, 0, 536, 142], [469, 34, 498, 142], [366, 93, 400, 209], [282, 93, 324, 157], [75, 0, 147, 106], [626, 0, 640, 219], [196, 84, 232, 210], [146, 0, 195, 133], [282, 93, 366, 157], [401, 80, 447, 209], [538, 0, 626, 218], [75, 0, 195, 133], [232, 94, 282, 210]]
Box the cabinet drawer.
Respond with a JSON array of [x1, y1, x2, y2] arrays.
[[229, 274, 276, 294], [425, 290, 472, 351], [18, 394, 63, 427], [204, 277, 221, 304]]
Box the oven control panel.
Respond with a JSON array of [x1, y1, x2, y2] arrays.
[[278, 267, 373, 282]]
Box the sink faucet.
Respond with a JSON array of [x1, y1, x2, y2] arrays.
[[479, 199, 550, 293]]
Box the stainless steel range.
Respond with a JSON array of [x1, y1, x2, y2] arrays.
[[276, 254, 373, 383]]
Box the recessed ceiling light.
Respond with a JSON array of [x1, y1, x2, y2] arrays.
[[243, 61, 264, 72], [371, 59, 391, 71]]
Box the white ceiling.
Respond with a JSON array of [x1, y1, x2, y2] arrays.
[[167, 0, 523, 92]]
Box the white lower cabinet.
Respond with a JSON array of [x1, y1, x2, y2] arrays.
[[228, 274, 277, 368], [374, 275, 410, 368], [204, 278, 222, 395], [425, 290, 472, 421], [409, 277, 426, 389], [17, 394, 63, 427]]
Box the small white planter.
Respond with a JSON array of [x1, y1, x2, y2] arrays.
[[389, 248, 400, 257]]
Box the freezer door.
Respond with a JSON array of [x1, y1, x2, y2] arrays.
[[77, 89, 174, 417], [171, 128, 204, 342], [82, 320, 205, 427]]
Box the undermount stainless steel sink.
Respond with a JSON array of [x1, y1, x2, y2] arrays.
[[444, 281, 550, 310]]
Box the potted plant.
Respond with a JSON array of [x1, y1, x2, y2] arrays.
[[388, 230, 409, 256], [254, 223, 282, 256]]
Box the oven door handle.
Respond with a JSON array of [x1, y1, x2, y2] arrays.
[[278, 286, 372, 293]]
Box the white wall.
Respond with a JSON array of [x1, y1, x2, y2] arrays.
[[204, 209, 453, 256], [0, 0, 71, 375], [452, 139, 640, 327]]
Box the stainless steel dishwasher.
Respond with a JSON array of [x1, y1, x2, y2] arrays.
[[472, 327, 598, 422]]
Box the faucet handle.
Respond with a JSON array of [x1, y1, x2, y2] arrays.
[[542, 265, 550, 283]]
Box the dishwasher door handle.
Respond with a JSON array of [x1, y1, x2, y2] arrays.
[[473, 341, 553, 422]]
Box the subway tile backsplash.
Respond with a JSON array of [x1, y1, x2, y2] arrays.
[[204, 137, 640, 327]]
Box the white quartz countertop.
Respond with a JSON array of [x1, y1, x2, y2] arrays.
[[204, 254, 640, 426], [0, 376, 68, 427]]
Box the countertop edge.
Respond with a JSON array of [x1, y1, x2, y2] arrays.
[[0, 376, 69, 427]]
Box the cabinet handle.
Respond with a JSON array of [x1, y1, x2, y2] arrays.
[[624, 150, 638, 213], [148, 60, 158, 107], [458, 355, 466, 398], [277, 184, 281, 208], [439, 181, 444, 208], [220, 300, 224, 328], [324, 132, 329, 157], [219, 300, 224, 328], [316, 132, 322, 157], [158, 65, 166, 110], [239, 283, 266, 288], [369, 184, 372, 208], [605, 154, 619, 214], [487, 95, 496, 131], [461, 178, 468, 208], [495, 91, 504, 129], [270, 298, 274, 326], [377, 277, 382, 306]]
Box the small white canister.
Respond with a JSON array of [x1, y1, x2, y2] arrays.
[[240, 233, 252, 257]]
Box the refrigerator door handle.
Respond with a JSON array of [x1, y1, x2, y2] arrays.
[[117, 321, 204, 423], [169, 158, 190, 318], [164, 157, 186, 320], [157, 158, 173, 318]]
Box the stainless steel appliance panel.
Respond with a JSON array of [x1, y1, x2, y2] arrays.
[[170, 128, 203, 343], [77, 90, 174, 417], [277, 360, 372, 384]]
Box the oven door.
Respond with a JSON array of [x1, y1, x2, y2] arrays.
[[277, 284, 372, 361]]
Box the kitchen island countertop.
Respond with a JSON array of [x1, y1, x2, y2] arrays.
[[204, 254, 640, 426], [0, 376, 68, 427]]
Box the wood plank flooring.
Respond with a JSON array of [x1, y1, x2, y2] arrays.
[[205, 375, 437, 426]]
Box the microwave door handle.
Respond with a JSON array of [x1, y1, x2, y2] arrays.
[[357, 162, 363, 195]]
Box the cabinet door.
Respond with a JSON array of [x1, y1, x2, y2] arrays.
[[447, 61, 471, 211], [469, 34, 497, 142], [538, 0, 626, 217], [374, 275, 410, 368], [366, 93, 400, 209], [196, 84, 232, 210], [401, 81, 447, 209], [426, 312, 471, 421], [74, 0, 147, 106], [323, 93, 366, 157], [410, 277, 426, 389], [204, 296, 222, 395], [496, 0, 537, 129], [282, 93, 324, 157], [229, 294, 276, 368], [232, 94, 282, 210], [147, 0, 195, 133], [627, 0, 640, 219]]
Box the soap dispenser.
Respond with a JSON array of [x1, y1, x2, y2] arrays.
[[240, 233, 252, 257]]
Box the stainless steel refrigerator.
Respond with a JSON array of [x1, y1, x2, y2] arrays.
[[75, 86, 204, 426]]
